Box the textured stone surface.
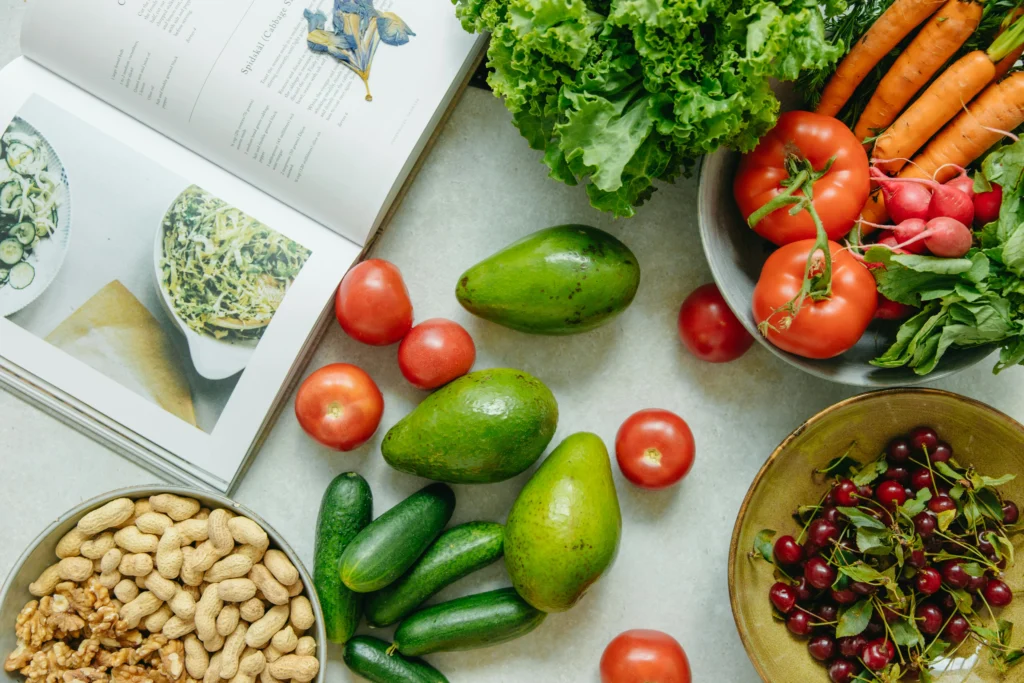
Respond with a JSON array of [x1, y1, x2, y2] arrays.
[[3, 6, 1024, 681]]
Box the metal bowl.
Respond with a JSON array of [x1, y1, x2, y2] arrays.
[[729, 388, 1024, 683], [0, 485, 325, 683], [697, 148, 992, 386]]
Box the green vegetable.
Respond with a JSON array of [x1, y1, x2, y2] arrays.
[[313, 472, 372, 644], [343, 636, 449, 683], [365, 522, 505, 627], [159, 185, 311, 341], [456, 225, 641, 335], [393, 588, 546, 656], [339, 483, 456, 593], [453, 0, 843, 217], [871, 137, 1024, 375], [382, 369, 558, 484], [8, 262, 34, 290]]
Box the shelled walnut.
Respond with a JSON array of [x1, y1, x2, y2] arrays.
[[4, 494, 318, 683]]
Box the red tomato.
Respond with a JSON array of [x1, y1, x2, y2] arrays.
[[734, 111, 870, 245], [753, 240, 877, 359], [294, 364, 384, 451], [615, 410, 695, 489], [335, 259, 413, 345], [600, 630, 691, 683], [398, 318, 476, 390], [677, 284, 754, 363]]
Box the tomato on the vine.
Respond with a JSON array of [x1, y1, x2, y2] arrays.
[[398, 318, 476, 390], [677, 284, 753, 363], [335, 259, 413, 345], [615, 409, 695, 489], [752, 239, 877, 359], [600, 630, 691, 683], [734, 111, 869, 246], [294, 364, 384, 451]]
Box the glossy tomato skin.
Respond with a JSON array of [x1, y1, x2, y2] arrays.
[[615, 409, 695, 489], [735, 111, 870, 245], [678, 284, 754, 363], [753, 240, 877, 359], [294, 364, 384, 451], [600, 630, 691, 683], [335, 259, 413, 345], [398, 318, 476, 390]]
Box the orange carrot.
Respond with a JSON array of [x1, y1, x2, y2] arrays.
[[906, 71, 1024, 183], [817, 0, 945, 117], [872, 50, 994, 172], [993, 8, 1024, 81], [853, 0, 982, 142]]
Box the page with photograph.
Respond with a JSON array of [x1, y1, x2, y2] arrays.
[[0, 59, 357, 489], [20, 0, 483, 245]]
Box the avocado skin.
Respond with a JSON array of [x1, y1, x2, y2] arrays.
[[381, 368, 558, 484], [455, 225, 641, 335], [504, 432, 622, 612]]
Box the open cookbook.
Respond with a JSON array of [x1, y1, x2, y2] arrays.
[[0, 0, 484, 491]]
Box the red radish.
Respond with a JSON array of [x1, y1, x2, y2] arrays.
[[894, 217, 973, 257], [871, 173, 974, 226], [892, 218, 928, 255], [870, 167, 931, 224], [875, 294, 915, 320], [974, 182, 1002, 227], [945, 173, 975, 199]]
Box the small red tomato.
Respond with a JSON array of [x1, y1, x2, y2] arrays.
[[678, 283, 754, 363], [398, 318, 476, 390], [615, 409, 695, 489], [294, 364, 384, 451], [600, 629, 691, 683], [335, 259, 413, 345]]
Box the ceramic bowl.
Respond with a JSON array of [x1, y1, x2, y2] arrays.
[[0, 486, 325, 683], [697, 149, 992, 386], [729, 388, 1024, 683]]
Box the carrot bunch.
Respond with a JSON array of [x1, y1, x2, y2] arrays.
[[815, 0, 1024, 224]]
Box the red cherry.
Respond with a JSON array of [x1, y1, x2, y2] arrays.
[[887, 438, 911, 464], [929, 494, 957, 514], [876, 480, 907, 509], [909, 427, 939, 455], [837, 635, 867, 658], [945, 615, 970, 644], [941, 561, 970, 589], [862, 639, 895, 671], [828, 659, 858, 683], [911, 468, 933, 491], [805, 557, 837, 590], [931, 441, 953, 463], [773, 535, 804, 565], [985, 579, 1014, 607], [769, 582, 797, 613], [914, 512, 937, 537], [831, 587, 857, 605], [1003, 500, 1020, 525], [787, 610, 812, 636], [916, 568, 942, 595], [834, 479, 859, 507], [907, 550, 927, 569], [808, 635, 836, 662], [917, 604, 944, 635]]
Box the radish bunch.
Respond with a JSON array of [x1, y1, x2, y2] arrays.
[[869, 168, 994, 259]]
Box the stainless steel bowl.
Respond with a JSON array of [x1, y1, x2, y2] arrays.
[[697, 147, 992, 386], [0, 486, 325, 683]]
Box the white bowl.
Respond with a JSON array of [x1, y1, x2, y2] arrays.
[[0, 485, 326, 683]]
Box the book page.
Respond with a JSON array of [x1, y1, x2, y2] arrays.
[[21, 0, 482, 245], [0, 58, 358, 489]]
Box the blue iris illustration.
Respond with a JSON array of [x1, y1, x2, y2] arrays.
[[304, 0, 416, 102]]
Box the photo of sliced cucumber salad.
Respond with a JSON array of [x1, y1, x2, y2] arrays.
[[0, 117, 64, 294]]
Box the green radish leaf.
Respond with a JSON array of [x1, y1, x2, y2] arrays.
[[838, 507, 886, 529], [837, 599, 872, 638], [891, 617, 924, 647], [853, 458, 888, 486], [753, 529, 776, 562], [937, 509, 957, 532]]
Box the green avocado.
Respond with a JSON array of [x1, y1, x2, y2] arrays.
[[455, 225, 641, 335], [504, 432, 621, 612], [381, 368, 558, 484]]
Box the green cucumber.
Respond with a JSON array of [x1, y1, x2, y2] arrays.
[[343, 636, 449, 683], [394, 587, 546, 656], [365, 521, 504, 627], [313, 472, 372, 644], [340, 483, 455, 593]]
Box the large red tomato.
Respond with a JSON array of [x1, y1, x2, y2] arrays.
[[735, 111, 870, 245], [335, 259, 413, 345], [294, 364, 384, 451], [752, 240, 877, 359], [677, 284, 753, 363], [600, 630, 691, 683]]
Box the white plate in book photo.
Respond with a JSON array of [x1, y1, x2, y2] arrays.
[[0, 117, 71, 317]]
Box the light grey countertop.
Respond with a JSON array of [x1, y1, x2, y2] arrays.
[[3, 3, 1024, 681]]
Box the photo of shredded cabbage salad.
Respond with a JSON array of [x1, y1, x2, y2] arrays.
[[0, 118, 64, 293], [159, 185, 311, 342]]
